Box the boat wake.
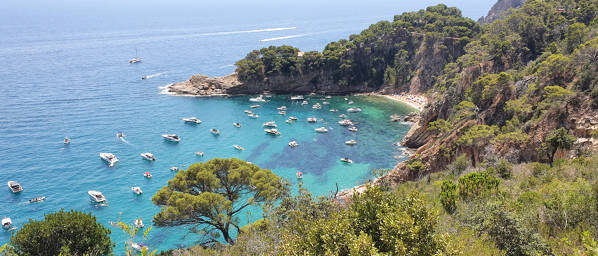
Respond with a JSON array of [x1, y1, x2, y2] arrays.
[[142, 72, 166, 80], [260, 33, 309, 42], [119, 136, 132, 145]]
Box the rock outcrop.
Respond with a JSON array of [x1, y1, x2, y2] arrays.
[[478, 0, 524, 24], [166, 74, 241, 96]]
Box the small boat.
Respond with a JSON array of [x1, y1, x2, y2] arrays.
[[390, 114, 401, 122], [325, 96, 332, 99], [195, 151, 204, 157], [248, 113, 259, 119], [233, 122, 241, 128], [307, 117, 317, 123], [99, 153, 119, 167], [290, 95, 304, 100], [348, 101, 354, 105], [143, 172, 152, 178], [322, 101, 330, 105], [182, 117, 202, 124], [339, 114, 348, 119], [312, 103, 322, 109], [296, 171, 303, 179], [7, 181, 23, 193], [315, 127, 328, 133], [277, 106, 287, 111], [347, 107, 362, 113], [288, 140, 299, 148], [131, 187, 143, 195], [233, 145, 245, 151], [289, 116, 298, 121], [64, 137, 70, 144], [249, 95, 266, 102], [344, 97, 348, 101], [162, 134, 180, 142], [117, 131, 125, 138], [211, 129, 220, 135], [244, 110, 253, 114], [134, 218, 144, 228], [278, 111, 286, 115], [330, 109, 339, 112], [88, 190, 106, 203], [141, 75, 148, 80], [140, 152, 155, 161], [338, 119, 353, 126], [264, 129, 281, 136], [301, 100, 309, 105], [29, 196, 46, 203], [263, 121, 277, 127], [286, 119, 294, 124], [169, 166, 179, 172], [129, 58, 142, 64], [345, 139, 358, 145], [348, 126, 358, 132], [340, 158, 353, 164], [2, 217, 12, 230], [131, 242, 147, 252], [250, 104, 261, 109]]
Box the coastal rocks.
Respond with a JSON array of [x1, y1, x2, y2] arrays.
[[166, 74, 240, 96], [403, 112, 419, 123]]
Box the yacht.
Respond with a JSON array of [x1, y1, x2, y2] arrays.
[[278, 111, 286, 115], [99, 153, 119, 167], [301, 100, 309, 105], [290, 95, 304, 100], [210, 129, 220, 135], [338, 119, 353, 126], [312, 103, 322, 109], [64, 137, 70, 144], [140, 152, 155, 161], [322, 101, 330, 105], [277, 106, 287, 111], [325, 96, 332, 99], [264, 129, 281, 136], [117, 131, 125, 138], [315, 127, 328, 133], [263, 121, 277, 127], [249, 95, 266, 102], [345, 139, 358, 145], [88, 190, 106, 203], [348, 101, 354, 105], [196, 152, 204, 157], [339, 114, 347, 118], [129, 58, 142, 64], [330, 109, 339, 112], [2, 217, 12, 230], [296, 171, 303, 179], [7, 181, 23, 193], [162, 134, 180, 142], [289, 116, 298, 121], [307, 117, 317, 123], [244, 110, 252, 115], [288, 140, 299, 148], [248, 113, 259, 119], [250, 104, 261, 108], [347, 108, 362, 113], [340, 158, 354, 164], [134, 218, 144, 228], [143, 172, 152, 178], [348, 126, 358, 132], [183, 117, 202, 124], [29, 196, 46, 203], [131, 186, 143, 195], [169, 166, 179, 172], [233, 145, 245, 151], [233, 122, 241, 128]]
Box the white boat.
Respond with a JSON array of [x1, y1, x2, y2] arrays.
[[345, 139, 358, 145], [277, 106, 287, 111], [195, 152, 204, 157], [312, 103, 322, 109], [7, 181, 23, 193], [29, 196, 46, 203], [131, 187, 143, 195], [307, 117, 317, 123], [169, 166, 179, 172], [88, 190, 106, 203], [330, 109, 339, 112], [117, 131, 125, 138], [210, 129, 220, 135], [347, 107, 362, 113], [248, 113, 259, 119], [233, 145, 245, 151], [2, 217, 12, 230], [348, 101, 354, 105], [182, 117, 202, 124], [143, 172, 152, 178], [130, 242, 147, 252], [289, 116, 298, 121], [249, 95, 266, 102], [129, 58, 142, 64], [325, 96, 332, 99], [338, 119, 353, 126], [134, 218, 144, 228], [244, 110, 253, 114], [278, 111, 286, 115], [340, 158, 353, 164], [288, 140, 299, 148], [339, 114, 347, 118], [263, 121, 277, 127], [250, 104, 261, 108], [140, 152, 155, 161], [296, 171, 303, 179], [99, 153, 119, 167], [264, 129, 281, 136], [290, 95, 304, 100], [233, 122, 241, 128], [322, 101, 330, 105], [286, 119, 294, 124], [301, 100, 309, 105], [344, 97, 348, 101], [348, 126, 358, 132], [64, 137, 70, 144], [162, 134, 180, 142], [315, 127, 328, 133]]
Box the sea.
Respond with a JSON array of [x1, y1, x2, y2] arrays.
[[0, 0, 493, 253]]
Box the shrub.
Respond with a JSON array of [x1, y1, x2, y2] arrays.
[[458, 172, 500, 199], [496, 160, 513, 179], [440, 180, 457, 214]]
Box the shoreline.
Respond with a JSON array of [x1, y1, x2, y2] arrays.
[[375, 93, 426, 111]]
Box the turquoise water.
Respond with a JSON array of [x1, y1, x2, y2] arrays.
[[0, 0, 493, 253]]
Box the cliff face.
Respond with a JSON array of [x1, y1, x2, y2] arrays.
[[478, 0, 524, 24]]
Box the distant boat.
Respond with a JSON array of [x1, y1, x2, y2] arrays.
[[289, 116, 298, 121], [290, 95, 304, 100], [301, 100, 309, 105], [338, 119, 353, 126], [162, 134, 180, 142], [2, 217, 13, 230], [134, 218, 144, 228], [210, 129, 220, 136], [278, 111, 286, 115], [312, 103, 322, 109], [99, 153, 119, 167], [315, 127, 328, 133], [140, 152, 155, 161], [7, 181, 23, 193], [348, 126, 358, 132], [169, 166, 179, 172], [340, 158, 353, 164], [233, 145, 245, 151], [233, 122, 241, 128], [129, 48, 142, 64], [183, 117, 202, 124], [347, 108, 362, 113], [263, 121, 277, 128], [131, 187, 143, 195], [29, 196, 46, 203], [64, 137, 70, 144], [296, 171, 303, 179], [143, 172, 152, 178], [195, 151, 204, 157], [249, 95, 266, 102], [345, 139, 358, 145], [348, 101, 354, 105], [288, 140, 299, 148], [264, 129, 281, 136], [88, 190, 106, 203], [307, 117, 317, 123], [117, 131, 125, 138], [330, 109, 339, 112], [325, 96, 332, 99], [250, 104, 261, 108], [248, 113, 259, 119], [277, 106, 287, 111]]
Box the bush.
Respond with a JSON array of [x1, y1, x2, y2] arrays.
[[451, 154, 470, 175], [496, 160, 513, 179], [440, 180, 457, 214], [458, 172, 500, 199]]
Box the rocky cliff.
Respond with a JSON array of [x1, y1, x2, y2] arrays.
[[478, 0, 524, 24]]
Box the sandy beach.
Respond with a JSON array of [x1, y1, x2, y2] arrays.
[[360, 93, 427, 111]]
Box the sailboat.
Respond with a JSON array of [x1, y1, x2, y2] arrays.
[[129, 48, 142, 64]]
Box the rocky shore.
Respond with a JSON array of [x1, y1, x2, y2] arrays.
[[165, 74, 241, 96]]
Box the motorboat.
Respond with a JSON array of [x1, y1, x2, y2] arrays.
[[233, 145, 245, 151], [348, 126, 358, 132], [143, 172, 152, 178], [131, 187, 143, 195], [338, 119, 353, 126], [250, 104, 261, 108], [134, 218, 144, 228], [249, 95, 266, 102], [348, 101, 354, 105], [2, 217, 12, 230], [286, 119, 294, 124], [325, 96, 332, 99], [117, 131, 125, 138], [322, 101, 330, 105], [340, 158, 354, 164], [182, 117, 202, 124], [169, 166, 179, 172], [140, 152, 155, 161], [301, 100, 309, 105], [233, 122, 241, 128], [7, 181, 23, 193], [345, 139, 358, 145], [347, 108, 362, 113], [210, 129, 220, 135], [99, 153, 119, 167], [263, 121, 277, 127], [296, 171, 303, 179], [264, 129, 281, 136], [339, 114, 347, 118], [129, 58, 142, 64], [290, 95, 304, 100], [277, 106, 287, 111], [162, 134, 180, 142], [330, 109, 339, 112], [244, 110, 253, 114], [278, 111, 286, 115], [307, 117, 317, 123], [248, 113, 259, 119], [315, 127, 328, 133], [312, 103, 322, 109], [289, 116, 298, 121], [64, 137, 70, 144], [390, 114, 401, 122], [288, 140, 299, 148], [29, 196, 46, 203], [195, 151, 204, 157], [88, 190, 106, 203], [344, 97, 348, 101]]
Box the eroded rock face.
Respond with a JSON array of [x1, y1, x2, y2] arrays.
[[166, 74, 241, 96]]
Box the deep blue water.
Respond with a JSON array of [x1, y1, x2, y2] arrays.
[[0, 0, 494, 253]]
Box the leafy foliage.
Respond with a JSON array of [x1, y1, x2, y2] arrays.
[[457, 171, 500, 199]]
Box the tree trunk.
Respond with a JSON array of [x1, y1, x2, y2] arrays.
[[222, 228, 235, 245]]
